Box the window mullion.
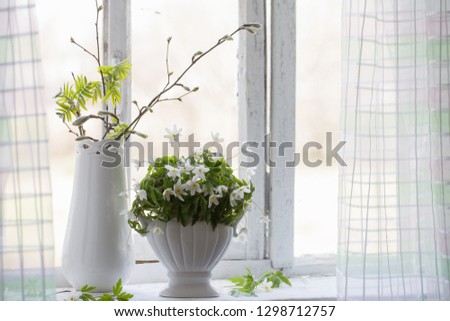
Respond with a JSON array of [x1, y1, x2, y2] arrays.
[[103, 0, 131, 187], [269, 0, 296, 268], [238, 0, 267, 260]]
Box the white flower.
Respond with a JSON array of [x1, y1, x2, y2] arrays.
[[235, 189, 244, 200], [151, 226, 164, 235], [163, 124, 182, 142], [232, 185, 251, 202], [208, 194, 221, 208], [193, 165, 210, 180], [231, 189, 243, 203], [246, 167, 256, 180], [211, 131, 224, 143], [243, 201, 252, 213], [163, 188, 174, 201], [181, 159, 194, 174], [193, 147, 204, 160], [173, 180, 187, 201], [214, 185, 228, 196], [165, 165, 181, 180], [137, 189, 147, 201], [256, 280, 272, 293], [185, 180, 203, 196], [62, 289, 80, 301]]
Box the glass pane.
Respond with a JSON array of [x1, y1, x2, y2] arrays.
[[294, 0, 341, 256]]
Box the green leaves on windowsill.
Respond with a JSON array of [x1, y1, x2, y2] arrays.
[[66, 278, 133, 301], [228, 268, 291, 297]]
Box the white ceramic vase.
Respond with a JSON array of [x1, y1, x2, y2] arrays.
[[146, 220, 233, 298], [62, 140, 134, 292]]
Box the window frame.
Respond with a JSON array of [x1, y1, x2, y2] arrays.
[[53, 0, 336, 287]]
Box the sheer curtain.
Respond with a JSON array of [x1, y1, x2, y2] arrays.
[[338, 0, 450, 300], [0, 0, 54, 300]]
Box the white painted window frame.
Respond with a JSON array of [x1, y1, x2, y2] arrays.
[[93, 0, 337, 285]]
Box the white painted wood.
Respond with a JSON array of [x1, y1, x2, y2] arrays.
[[124, 277, 337, 300], [58, 276, 337, 300], [286, 255, 336, 277], [102, 0, 131, 123], [56, 254, 336, 287], [269, 0, 296, 268], [102, 0, 131, 185], [238, 0, 267, 260], [56, 260, 273, 287]]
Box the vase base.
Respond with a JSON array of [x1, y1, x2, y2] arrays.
[[160, 271, 219, 298]]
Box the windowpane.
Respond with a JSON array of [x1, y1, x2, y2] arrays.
[[295, 0, 341, 256]]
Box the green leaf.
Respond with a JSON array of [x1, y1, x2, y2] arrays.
[[227, 268, 290, 297], [106, 122, 129, 139], [271, 276, 281, 288], [72, 115, 91, 126], [72, 75, 101, 110], [191, 51, 203, 62], [75, 136, 94, 141], [98, 294, 114, 301], [229, 289, 241, 297], [149, 188, 159, 206], [98, 110, 119, 121], [243, 27, 256, 34], [228, 277, 245, 287], [79, 293, 96, 301], [112, 279, 123, 296], [98, 59, 131, 108], [80, 284, 96, 293], [130, 131, 148, 139], [242, 23, 262, 30], [220, 35, 233, 41], [279, 275, 292, 286], [117, 292, 133, 301]]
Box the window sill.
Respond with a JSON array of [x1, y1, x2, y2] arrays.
[[57, 276, 336, 301]]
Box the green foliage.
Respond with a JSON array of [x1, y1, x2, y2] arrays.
[[128, 149, 254, 233], [106, 122, 129, 140], [55, 60, 130, 138], [76, 279, 133, 301], [228, 268, 291, 297], [98, 59, 131, 107], [54, 1, 260, 142]]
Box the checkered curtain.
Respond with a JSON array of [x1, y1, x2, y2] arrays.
[[338, 0, 450, 300], [0, 0, 54, 300]]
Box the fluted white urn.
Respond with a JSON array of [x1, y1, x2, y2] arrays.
[[146, 220, 233, 298]]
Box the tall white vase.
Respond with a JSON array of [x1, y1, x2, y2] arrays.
[[146, 220, 232, 298], [62, 140, 134, 292]]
